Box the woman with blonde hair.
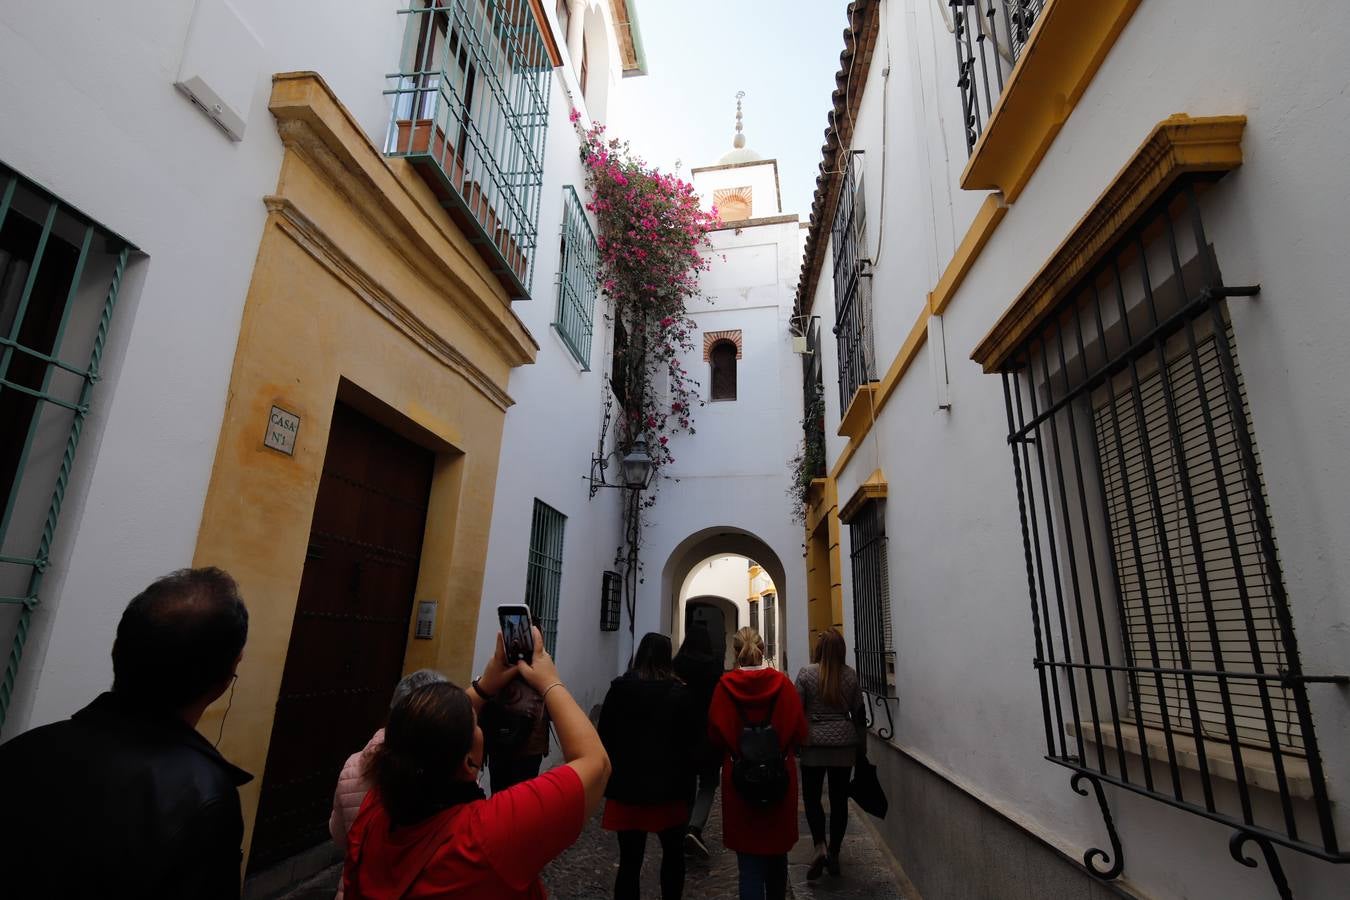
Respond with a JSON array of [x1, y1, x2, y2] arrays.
[[706, 627, 807, 900], [794, 628, 865, 880]]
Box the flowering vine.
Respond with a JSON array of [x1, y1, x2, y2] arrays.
[[574, 111, 720, 503]]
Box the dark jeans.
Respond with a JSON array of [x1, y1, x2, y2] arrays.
[[801, 764, 851, 855], [688, 763, 720, 833], [616, 826, 685, 899], [736, 853, 787, 900], [487, 752, 542, 794]]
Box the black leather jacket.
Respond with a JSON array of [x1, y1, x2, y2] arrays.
[[0, 691, 253, 898]]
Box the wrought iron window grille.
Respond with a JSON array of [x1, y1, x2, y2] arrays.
[[848, 497, 897, 740], [600, 570, 621, 632], [554, 185, 598, 369], [385, 0, 553, 301], [996, 176, 1347, 897], [801, 317, 826, 480], [948, 1, 1045, 155], [762, 592, 778, 662], [525, 498, 566, 656], [0, 163, 136, 730], [830, 151, 877, 411]]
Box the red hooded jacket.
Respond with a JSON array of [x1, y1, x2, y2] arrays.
[[707, 667, 809, 854]]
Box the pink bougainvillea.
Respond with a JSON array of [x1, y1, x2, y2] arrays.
[[576, 115, 719, 497]]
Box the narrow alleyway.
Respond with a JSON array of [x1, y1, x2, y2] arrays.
[[542, 795, 917, 899]]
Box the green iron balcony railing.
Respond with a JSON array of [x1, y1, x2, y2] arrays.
[[553, 185, 598, 368], [0, 162, 136, 731], [385, 0, 553, 301]]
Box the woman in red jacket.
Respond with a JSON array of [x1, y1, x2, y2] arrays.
[[707, 627, 808, 900]]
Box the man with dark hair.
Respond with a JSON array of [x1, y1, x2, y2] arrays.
[[0, 567, 252, 898]]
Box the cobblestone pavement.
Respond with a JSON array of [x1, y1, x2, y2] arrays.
[[543, 792, 917, 899]]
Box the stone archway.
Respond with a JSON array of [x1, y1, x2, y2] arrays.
[[659, 526, 791, 673]]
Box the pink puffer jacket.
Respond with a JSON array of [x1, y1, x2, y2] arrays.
[[329, 729, 383, 899]]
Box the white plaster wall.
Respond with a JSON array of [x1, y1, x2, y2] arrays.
[[0, 0, 638, 740], [821, 1, 1350, 897], [683, 556, 751, 608], [692, 161, 783, 218], [0, 0, 405, 737], [468, 13, 632, 724], [635, 215, 809, 676], [468, 106, 626, 726]]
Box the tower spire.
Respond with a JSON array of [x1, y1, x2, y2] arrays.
[[733, 91, 746, 150]]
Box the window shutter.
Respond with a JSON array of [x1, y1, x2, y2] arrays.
[[1093, 323, 1302, 753]]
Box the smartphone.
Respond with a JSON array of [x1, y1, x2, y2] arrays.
[[497, 604, 534, 665]]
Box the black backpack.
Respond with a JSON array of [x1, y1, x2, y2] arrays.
[[730, 692, 788, 807]]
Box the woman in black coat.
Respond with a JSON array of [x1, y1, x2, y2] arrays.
[[598, 633, 699, 900], [671, 625, 724, 858]]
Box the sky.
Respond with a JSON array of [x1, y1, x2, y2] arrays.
[[613, 0, 853, 220]]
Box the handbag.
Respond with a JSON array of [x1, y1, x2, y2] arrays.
[[848, 741, 889, 819], [481, 678, 548, 756]]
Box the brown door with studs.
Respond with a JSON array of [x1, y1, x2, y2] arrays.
[[248, 402, 435, 872]]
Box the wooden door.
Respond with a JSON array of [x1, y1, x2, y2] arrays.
[[249, 403, 434, 872]]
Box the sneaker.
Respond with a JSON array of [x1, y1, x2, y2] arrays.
[[685, 830, 710, 860]]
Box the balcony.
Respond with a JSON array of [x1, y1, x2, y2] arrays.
[[385, 0, 554, 301], [948, 0, 1141, 201]]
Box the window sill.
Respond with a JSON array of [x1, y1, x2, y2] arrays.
[[959, 0, 1142, 202], [1066, 721, 1313, 800], [837, 383, 879, 440]]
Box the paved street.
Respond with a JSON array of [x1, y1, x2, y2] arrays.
[[543, 792, 917, 900]]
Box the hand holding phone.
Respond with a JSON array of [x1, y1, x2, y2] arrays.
[[497, 604, 533, 665]]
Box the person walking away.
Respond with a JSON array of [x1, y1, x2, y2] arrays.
[[329, 669, 449, 899], [795, 629, 865, 879], [342, 625, 610, 898], [672, 625, 723, 858], [707, 627, 807, 900], [598, 632, 699, 899], [0, 568, 251, 899], [482, 625, 550, 793]]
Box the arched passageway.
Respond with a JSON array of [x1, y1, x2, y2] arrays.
[[659, 527, 791, 672]]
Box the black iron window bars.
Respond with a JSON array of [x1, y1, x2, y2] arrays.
[[600, 570, 621, 632], [0, 164, 134, 730], [525, 499, 566, 656], [831, 151, 876, 412], [949, 1, 1044, 154], [848, 498, 896, 739], [802, 317, 826, 481], [998, 176, 1347, 897]]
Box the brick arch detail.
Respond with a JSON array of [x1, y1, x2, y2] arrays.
[[703, 330, 743, 361]]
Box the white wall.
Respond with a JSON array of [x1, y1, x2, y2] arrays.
[[0, 0, 637, 740], [635, 214, 808, 676], [692, 160, 783, 218], [0, 0, 405, 736], [818, 1, 1350, 897], [681, 555, 751, 622], [468, 3, 632, 724]]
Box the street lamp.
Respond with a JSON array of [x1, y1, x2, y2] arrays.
[[620, 436, 655, 491]]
